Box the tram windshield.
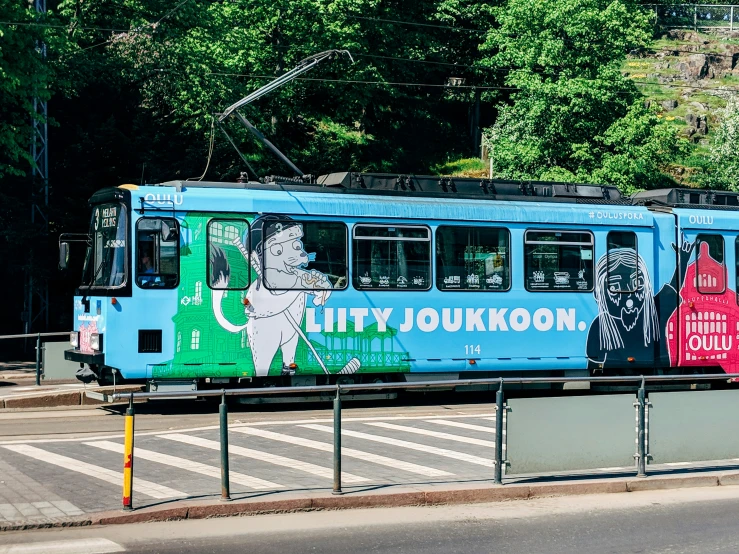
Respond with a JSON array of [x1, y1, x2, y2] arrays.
[[80, 202, 128, 289]]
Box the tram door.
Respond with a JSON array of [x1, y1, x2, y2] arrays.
[[593, 230, 657, 370], [669, 223, 737, 372]]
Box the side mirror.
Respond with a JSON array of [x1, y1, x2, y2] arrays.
[[59, 242, 70, 270]]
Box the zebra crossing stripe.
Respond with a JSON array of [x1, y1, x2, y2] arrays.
[[233, 427, 452, 477], [160, 434, 369, 484], [1, 444, 183, 500], [0, 538, 124, 554], [364, 422, 496, 448], [301, 424, 495, 468], [427, 419, 497, 434], [85, 440, 282, 490]]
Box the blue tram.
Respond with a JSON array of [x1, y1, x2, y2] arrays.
[[61, 174, 739, 391]]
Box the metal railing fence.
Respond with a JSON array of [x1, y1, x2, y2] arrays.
[[0, 332, 71, 386], [111, 373, 738, 511], [646, 4, 739, 31]]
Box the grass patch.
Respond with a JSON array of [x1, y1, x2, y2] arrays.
[[432, 157, 489, 177]]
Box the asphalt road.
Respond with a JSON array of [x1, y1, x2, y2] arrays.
[[3, 486, 739, 553]]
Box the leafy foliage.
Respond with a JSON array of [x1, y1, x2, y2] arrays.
[[703, 98, 739, 191], [480, 0, 685, 190], [0, 0, 711, 332], [0, 0, 55, 179]]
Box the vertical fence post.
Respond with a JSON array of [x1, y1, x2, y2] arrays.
[[220, 391, 231, 501], [333, 385, 342, 495], [731, 6, 734, 31], [636, 378, 647, 478], [694, 4, 698, 31], [35, 333, 41, 386], [494, 379, 504, 485], [122, 394, 135, 510]]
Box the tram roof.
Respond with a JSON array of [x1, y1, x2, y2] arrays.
[[120, 180, 655, 227]]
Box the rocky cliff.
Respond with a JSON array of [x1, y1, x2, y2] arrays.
[[626, 29, 739, 181]]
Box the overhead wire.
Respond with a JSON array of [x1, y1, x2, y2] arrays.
[[205, 70, 739, 96], [205, 71, 518, 90], [58, 0, 191, 59], [0, 21, 143, 32], [344, 14, 486, 33], [188, 115, 216, 181]]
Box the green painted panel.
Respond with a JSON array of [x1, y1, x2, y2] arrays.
[[507, 394, 636, 474], [156, 212, 410, 379]]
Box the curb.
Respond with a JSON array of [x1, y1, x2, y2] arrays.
[[3, 471, 738, 532], [0, 386, 143, 410]]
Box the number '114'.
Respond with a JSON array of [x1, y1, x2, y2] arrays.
[[465, 344, 481, 355]]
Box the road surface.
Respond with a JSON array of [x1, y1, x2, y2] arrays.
[[2, 486, 739, 553]]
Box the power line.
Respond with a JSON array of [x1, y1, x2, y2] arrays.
[[207, 70, 739, 98], [152, 0, 190, 26], [206, 71, 516, 90], [0, 20, 147, 32], [345, 14, 486, 33], [632, 80, 739, 93], [2, 1, 189, 35], [650, 47, 738, 59]]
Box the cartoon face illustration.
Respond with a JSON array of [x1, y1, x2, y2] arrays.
[[267, 224, 308, 270], [594, 248, 659, 351], [604, 256, 648, 332]]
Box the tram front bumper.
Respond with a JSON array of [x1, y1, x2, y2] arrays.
[[64, 349, 105, 366]]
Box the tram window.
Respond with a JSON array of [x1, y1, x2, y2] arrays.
[[606, 231, 639, 294], [136, 217, 179, 289], [696, 234, 725, 294], [261, 219, 348, 291], [436, 226, 510, 291], [207, 219, 250, 290], [353, 224, 431, 291], [524, 230, 594, 292]]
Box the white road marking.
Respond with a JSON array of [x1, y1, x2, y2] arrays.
[[428, 419, 496, 434], [161, 434, 368, 484], [1, 444, 183, 499], [365, 422, 495, 447], [0, 538, 123, 554], [86, 440, 282, 490], [302, 424, 495, 468], [0, 410, 104, 421], [233, 427, 452, 477], [0, 413, 495, 446]]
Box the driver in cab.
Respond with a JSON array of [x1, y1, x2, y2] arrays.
[[138, 247, 161, 287]]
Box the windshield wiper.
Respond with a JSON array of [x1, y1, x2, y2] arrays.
[[84, 252, 108, 288]]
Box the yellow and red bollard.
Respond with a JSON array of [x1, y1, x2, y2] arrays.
[[123, 394, 135, 510]]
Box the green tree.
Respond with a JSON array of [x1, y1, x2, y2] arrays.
[[703, 98, 739, 191], [480, 0, 684, 190], [0, 1, 55, 179]]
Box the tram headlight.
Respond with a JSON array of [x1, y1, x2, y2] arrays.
[[70, 332, 79, 349], [90, 333, 102, 352]]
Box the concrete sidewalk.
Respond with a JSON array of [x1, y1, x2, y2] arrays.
[[1, 468, 738, 532], [0, 360, 143, 408], [0, 362, 35, 381], [0, 383, 143, 409]]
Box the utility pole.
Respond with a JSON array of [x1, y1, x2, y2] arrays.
[[24, 0, 49, 334]]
